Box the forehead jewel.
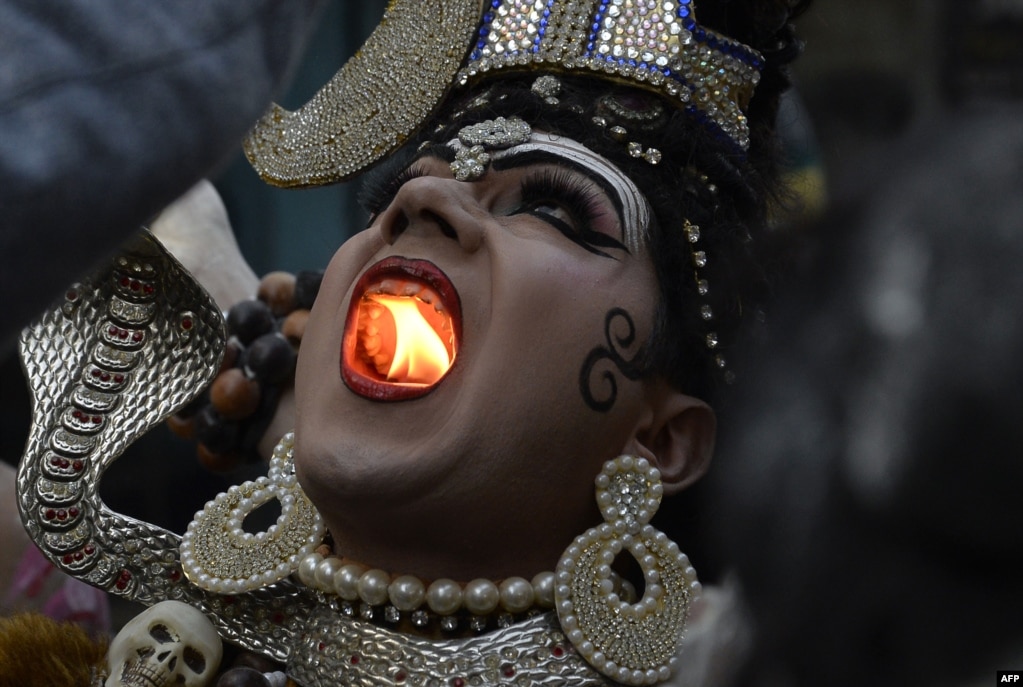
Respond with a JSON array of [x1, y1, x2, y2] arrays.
[[245, 0, 763, 188]]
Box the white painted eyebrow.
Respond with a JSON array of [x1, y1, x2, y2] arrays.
[[444, 131, 650, 252], [490, 134, 649, 253]]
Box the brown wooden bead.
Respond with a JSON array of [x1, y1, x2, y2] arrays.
[[218, 339, 242, 375], [197, 443, 242, 473], [258, 271, 297, 317], [166, 414, 194, 440], [281, 309, 309, 346], [210, 368, 261, 420]]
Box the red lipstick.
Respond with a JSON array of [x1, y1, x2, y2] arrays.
[[341, 257, 461, 401]]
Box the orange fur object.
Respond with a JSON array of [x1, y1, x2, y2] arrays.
[[0, 613, 108, 687]]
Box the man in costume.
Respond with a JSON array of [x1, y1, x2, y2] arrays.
[[10, 0, 809, 684]]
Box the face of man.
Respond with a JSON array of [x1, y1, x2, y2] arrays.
[[293, 130, 670, 579]]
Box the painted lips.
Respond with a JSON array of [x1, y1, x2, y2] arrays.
[[341, 257, 462, 401]]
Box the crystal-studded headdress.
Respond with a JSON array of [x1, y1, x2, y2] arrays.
[[244, 0, 763, 188]]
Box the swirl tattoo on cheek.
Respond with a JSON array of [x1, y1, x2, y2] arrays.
[[579, 307, 644, 412]]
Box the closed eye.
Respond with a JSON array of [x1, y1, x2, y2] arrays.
[[358, 145, 454, 223], [358, 163, 428, 222]]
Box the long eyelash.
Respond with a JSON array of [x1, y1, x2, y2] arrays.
[[519, 170, 627, 257], [520, 169, 601, 226], [358, 163, 428, 218]]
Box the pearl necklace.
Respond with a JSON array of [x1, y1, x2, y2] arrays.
[[295, 552, 638, 633]]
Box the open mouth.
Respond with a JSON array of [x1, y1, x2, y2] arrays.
[[341, 257, 461, 401]]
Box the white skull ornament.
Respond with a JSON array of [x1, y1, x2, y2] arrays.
[[105, 600, 223, 687]]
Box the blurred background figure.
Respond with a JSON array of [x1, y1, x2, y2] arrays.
[[0, 0, 327, 349], [709, 1, 1023, 684]]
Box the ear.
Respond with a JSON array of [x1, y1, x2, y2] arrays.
[[622, 378, 716, 495]]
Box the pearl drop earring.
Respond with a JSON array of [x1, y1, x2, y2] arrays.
[[554, 455, 700, 686], [180, 432, 325, 593]]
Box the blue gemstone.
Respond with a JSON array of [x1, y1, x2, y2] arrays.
[[491, 0, 500, 6], [683, 18, 696, 30], [543, 8, 550, 17], [476, 39, 485, 49], [678, 7, 690, 17], [592, 22, 600, 31], [708, 38, 718, 49], [483, 12, 493, 23], [618, 58, 626, 65], [587, 42, 594, 51]]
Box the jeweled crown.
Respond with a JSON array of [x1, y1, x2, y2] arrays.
[[244, 0, 763, 188], [459, 0, 763, 149]]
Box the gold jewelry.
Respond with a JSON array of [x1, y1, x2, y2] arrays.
[[245, 0, 763, 188], [555, 455, 700, 685], [179, 432, 326, 594]]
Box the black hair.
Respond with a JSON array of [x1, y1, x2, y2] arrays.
[[363, 0, 811, 408], [358, 0, 812, 577]]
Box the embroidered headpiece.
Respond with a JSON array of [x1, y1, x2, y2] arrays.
[[244, 0, 764, 188]]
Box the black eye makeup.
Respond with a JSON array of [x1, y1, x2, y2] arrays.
[[515, 169, 627, 259], [358, 144, 455, 223], [358, 162, 429, 221]]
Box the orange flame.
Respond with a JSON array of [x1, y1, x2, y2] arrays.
[[361, 294, 453, 385]]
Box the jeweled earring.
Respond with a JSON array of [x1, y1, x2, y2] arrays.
[[555, 456, 701, 686], [180, 431, 325, 594]]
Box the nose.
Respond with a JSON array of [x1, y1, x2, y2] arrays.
[[376, 175, 484, 253]]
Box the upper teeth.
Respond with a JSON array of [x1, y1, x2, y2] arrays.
[[367, 278, 444, 313]]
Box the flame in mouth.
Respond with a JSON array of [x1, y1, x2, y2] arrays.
[[342, 258, 460, 401]]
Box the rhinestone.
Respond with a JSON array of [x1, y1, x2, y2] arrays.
[[627, 142, 643, 157], [470, 616, 488, 632], [693, 251, 707, 267], [385, 605, 401, 623], [412, 610, 430, 627], [440, 616, 459, 632], [643, 148, 662, 164]]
